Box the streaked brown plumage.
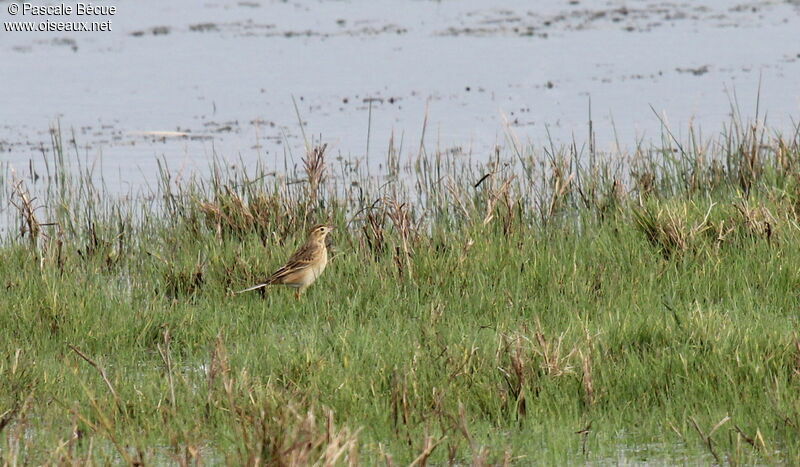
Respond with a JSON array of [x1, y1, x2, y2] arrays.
[[238, 224, 333, 298]]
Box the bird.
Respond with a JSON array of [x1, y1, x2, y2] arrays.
[[238, 224, 334, 299]]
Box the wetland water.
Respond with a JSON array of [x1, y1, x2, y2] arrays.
[[1, 0, 799, 189]]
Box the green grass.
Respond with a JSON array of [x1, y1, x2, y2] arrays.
[[2, 121, 800, 464]]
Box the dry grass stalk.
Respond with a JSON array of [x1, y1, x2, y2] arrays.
[[390, 370, 410, 433], [496, 334, 528, 420], [793, 333, 800, 379], [197, 200, 225, 239], [456, 402, 477, 459], [197, 185, 290, 240], [226, 186, 255, 224], [378, 443, 395, 466], [9, 177, 53, 252], [579, 349, 594, 407], [170, 443, 203, 467], [633, 202, 714, 257], [409, 434, 445, 467], [633, 171, 655, 199], [208, 336, 360, 466], [67, 344, 124, 415], [472, 446, 490, 467], [303, 143, 327, 205], [67, 378, 137, 464], [608, 178, 626, 208], [733, 424, 768, 454], [689, 415, 730, 464], [734, 199, 777, 243], [576, 422, 592, 456], [247, 404, 361, 466], [156, 327, 177, 412], [361, 200, 388, 259], [736, 124, 764, 195], [2, 391, 36, 465], [709, 218, 735, 247], [508, 337, 527, 418], [707, 160, 726, 190], [386, 198, 417, 279], [532, 319, 577, 377], [546, 159, 574, 221], [580, 327, 596, 408], [447, 178, 472, 222], [480, 173, 515, 227], [198, 186, 254, 238], [497, 324, 580, 422], [590, 177, 626, 219]]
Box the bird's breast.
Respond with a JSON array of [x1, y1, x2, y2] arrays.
[[312, 249, 328, 278]]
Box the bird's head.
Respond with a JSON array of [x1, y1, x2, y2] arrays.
[[308, 223, 334, 241]]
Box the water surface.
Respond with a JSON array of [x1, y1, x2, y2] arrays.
[[1, 0, 799, 189]]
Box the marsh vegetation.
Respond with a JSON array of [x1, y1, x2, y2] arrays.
[[2, 114, 800, 464]]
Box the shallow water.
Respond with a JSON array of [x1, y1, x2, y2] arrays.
[[1, 0, 799, 189]]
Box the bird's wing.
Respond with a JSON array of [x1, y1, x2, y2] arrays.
[[267, 242, 319, 282], [236, 242, 319, 293], [286, 241, 320, 265]]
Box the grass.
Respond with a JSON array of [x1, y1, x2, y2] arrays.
[[2, 115, 800, 464]]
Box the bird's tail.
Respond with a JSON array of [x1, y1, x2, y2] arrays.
[[236, 281, 271, 294]]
